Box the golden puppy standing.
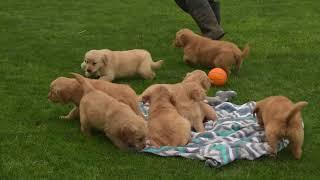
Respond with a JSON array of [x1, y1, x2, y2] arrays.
[[81, 49, 164, 81], [143, 86, 191, 147], [140, 70, 217, 132], [253, 96, 308, 159], [71, 73, 147, 150], [174, 28, 249, 74], [48, 77, 143, 119]]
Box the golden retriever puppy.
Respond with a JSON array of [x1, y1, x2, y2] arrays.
[[143, 86, 191, 147], [140, 70, 217, 132], [48, 76, 143, 119], [71, 73, 147, 150], [174, 28, 250, 74], [253, 96, 308, 159], [81, 49, 164, 81], [182, 70, 211, 91]]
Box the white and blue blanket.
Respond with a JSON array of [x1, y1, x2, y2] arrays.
[[140, 101, 289, 167]]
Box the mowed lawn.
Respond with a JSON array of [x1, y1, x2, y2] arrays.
[[1, 0, 320, 178]]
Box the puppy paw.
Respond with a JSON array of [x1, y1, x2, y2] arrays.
[[269, 153, 277, 159], [146, 72, 156, 80], [146, 139, 160, 148], [267, 146, 278, 159]]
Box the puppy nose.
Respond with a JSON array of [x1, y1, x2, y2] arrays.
[[87, 69, 92, 73]]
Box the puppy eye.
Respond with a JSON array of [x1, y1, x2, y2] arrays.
[[92, 62, 97, 65], [84, 60, 87, 63]]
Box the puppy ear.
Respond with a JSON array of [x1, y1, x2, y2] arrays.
[[189, 88, 205, 101], [161, 87, 176, 105], [80, 61, 86, 70], [119, 126, 136, 144], [53, 88, 62, 98], [169, 94, 176, 106], [53, 87, 68, 102], [102, 53, 109, 65], [201, 76, 211, 91], [120, 126, 132, 138], [62, 88, 72, 102], [179, 34, 187, 46]]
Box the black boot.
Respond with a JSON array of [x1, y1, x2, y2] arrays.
[[185, 0, 224, 40]]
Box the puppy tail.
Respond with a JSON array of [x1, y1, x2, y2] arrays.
[[241, 43, 250, 59], [286, 101, 308, 123], [235, 43, 250, 72], [70, 73, 95, 94], [151, 60, 164, 69]]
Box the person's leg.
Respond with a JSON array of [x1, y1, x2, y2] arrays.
[[185, 0, 224, 40], [209, 0, 221, 24], [175, 0, 221, 21]]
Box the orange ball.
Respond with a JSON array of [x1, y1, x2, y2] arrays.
[[208, 68, 227, 86]]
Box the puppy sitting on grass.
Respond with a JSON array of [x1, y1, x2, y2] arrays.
[[143, 86, 191, 147], [71, 73, 148, 150], [48, 76, 143, 119], [81, 49, 164, 81], [174, 28, 249, 74], [253, 96, 308, 159]]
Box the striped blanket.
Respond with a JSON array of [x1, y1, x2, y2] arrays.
[[140, 100, 289, 167]]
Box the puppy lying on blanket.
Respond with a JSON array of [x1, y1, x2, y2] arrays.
[[140, 70, 217, 132], [143, 86, 191, 147], [48, 76, 143, 119], [71, 73, 147, 150], [174, 28, 249, 74], [81, 49, 164, 81], [253, 96, 308, 159]]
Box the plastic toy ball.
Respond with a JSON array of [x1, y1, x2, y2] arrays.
[[208, 68, 228, 86]]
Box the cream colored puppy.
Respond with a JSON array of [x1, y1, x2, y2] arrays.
[[71, 73, 147, 150], [174, 28, 249, 74], [143, 86, 191, 147], [140, 70, 217, 132], [81, 49, 164, 81], [48, 77, 143, 119]]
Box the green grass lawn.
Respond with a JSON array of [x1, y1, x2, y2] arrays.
[[1, 0, 320, 178]]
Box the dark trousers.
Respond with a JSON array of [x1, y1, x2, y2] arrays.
[[174, 0, 224, 39], [174, 0, 221, 24]]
